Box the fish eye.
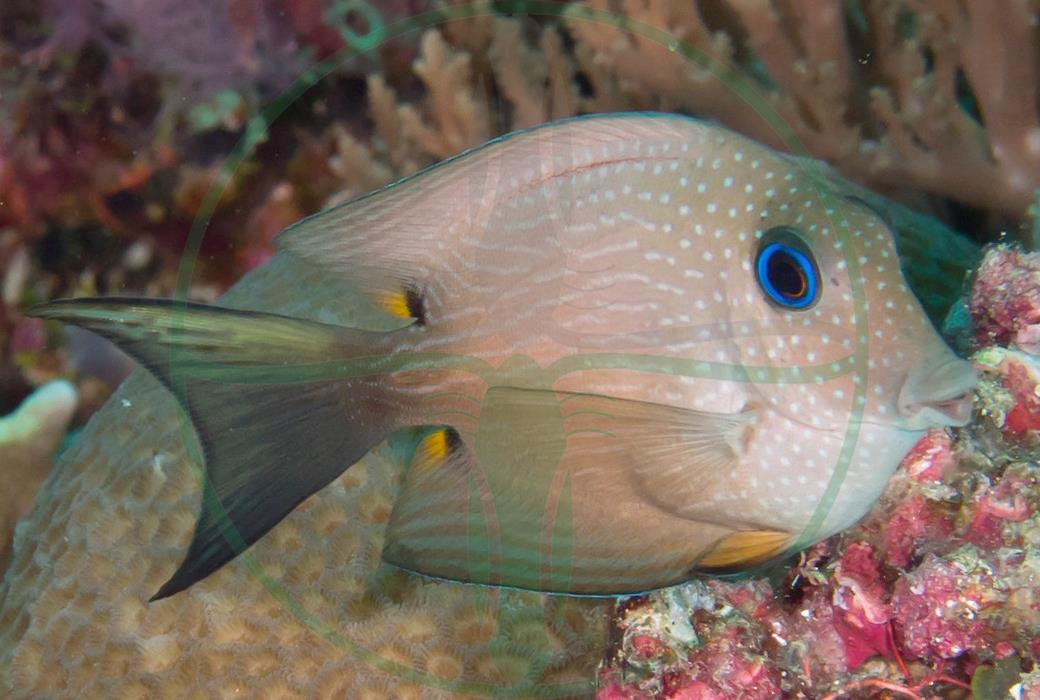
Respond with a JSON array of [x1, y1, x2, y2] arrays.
[[754, 227, 820, 310]]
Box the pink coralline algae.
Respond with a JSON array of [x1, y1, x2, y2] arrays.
[[890, 552, 1002, 661], [598, 584, 785, 700], [830, 543, 894, 669], [900, 428, 956, 483], [974, 346, 1040, 444], [883, 494, 955, 570], [965, 470, 1031, 549], [970, 245, 1040, 354]]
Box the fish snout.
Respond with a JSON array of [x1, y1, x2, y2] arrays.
[[896, 358, 978, 429]]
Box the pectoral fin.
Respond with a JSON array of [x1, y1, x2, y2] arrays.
[[556, 393, 757, 520], [384, 387, 764, 595]]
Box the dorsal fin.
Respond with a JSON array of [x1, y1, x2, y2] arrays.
[[274, 113, 716, 309]]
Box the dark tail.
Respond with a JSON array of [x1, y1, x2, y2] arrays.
[[30, 298, 405, 600]]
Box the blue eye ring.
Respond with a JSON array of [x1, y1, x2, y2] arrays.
[[755, 228, 820, 310]]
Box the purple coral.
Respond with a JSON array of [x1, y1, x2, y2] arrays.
[[35, 0, 304, 104]]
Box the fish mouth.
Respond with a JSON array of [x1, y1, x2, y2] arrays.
[[769, 357, 977, 434], [895, 358, 978, 430]]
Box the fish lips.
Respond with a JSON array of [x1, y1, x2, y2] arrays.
[[895, 358, 978, 430]]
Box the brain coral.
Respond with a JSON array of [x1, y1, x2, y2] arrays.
[[0, 253, 609, 699]]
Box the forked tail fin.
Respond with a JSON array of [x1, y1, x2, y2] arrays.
[[30, 298, 404, 600]]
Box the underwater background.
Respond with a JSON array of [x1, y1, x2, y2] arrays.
[[1, 1, 1039, 698]]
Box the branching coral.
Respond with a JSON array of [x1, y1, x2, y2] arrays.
[[566, 0, 1040, 219]]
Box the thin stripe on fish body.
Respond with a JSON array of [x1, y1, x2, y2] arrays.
[[30, 113, 977, 599]]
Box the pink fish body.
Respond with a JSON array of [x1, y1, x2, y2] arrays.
[[32, 113, 976, 598]]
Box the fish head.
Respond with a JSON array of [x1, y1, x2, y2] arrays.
[[723, 179, 977, 432], [504, 118, 978, 548], [678, 143, 977, 540]]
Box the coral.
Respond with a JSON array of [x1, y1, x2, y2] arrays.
[[597, 582, 784, 699], [0, 380, 77, 574], [1, 1, 989, 332], [974, 346, 1040, 447], [890, 550, 1003, 661], [882, 493, 954, 569], [899, 428, 955, 483], [566, 0, 1040, 219], [970, 246, 1040, 353], [30, 0, 303, 107], [831, 543, 894, 667]]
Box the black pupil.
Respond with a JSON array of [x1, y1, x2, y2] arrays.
[[768, 249, 807, 299]]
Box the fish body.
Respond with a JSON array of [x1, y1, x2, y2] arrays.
[[31, 113, 976, 599]]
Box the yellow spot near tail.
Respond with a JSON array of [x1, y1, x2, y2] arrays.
[[414, 430, 451, 474], [379, 290, 413, 319], [697, 530, 792, 569]]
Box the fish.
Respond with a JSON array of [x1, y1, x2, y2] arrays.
[[29, 112, 977, 601]]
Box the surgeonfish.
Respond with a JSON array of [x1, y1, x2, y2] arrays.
[[30, 113, 977, 600]]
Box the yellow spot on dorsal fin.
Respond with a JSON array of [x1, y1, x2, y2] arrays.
[[697, 530, 792, 569], [379, 290, 413, 320], [414, 429, 452, 474]]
